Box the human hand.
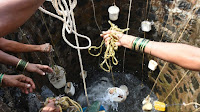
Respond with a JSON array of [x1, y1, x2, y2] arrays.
[[100, 30, 135, 49], [26, 63, 53, 75], [40, 43, 53, 53], [2, 74, 35, 94], [42, 100, 60, 112]]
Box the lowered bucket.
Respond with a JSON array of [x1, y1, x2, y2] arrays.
[[141, 21, 154, 32], [107, 85, 129, 102], [108, 5, 120, 21], [47, 65, 66, 89], [64, 82, 75, 96]]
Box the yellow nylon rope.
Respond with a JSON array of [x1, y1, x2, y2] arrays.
[[88, 21, 129, 72], [40, 96, 83, 112]]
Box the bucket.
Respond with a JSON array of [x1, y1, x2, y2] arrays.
[[141, 21, 154, 32], [47, 65, 66, 89], [107, 87, 127, 102], [154, 101, 166, 111], [64, 82, 75, 96], [148, 60, 158, 71], [80, 70, 87, 79], [108, 5, 120, 21]]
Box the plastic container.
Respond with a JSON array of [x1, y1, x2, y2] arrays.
[[107, 87, 127, 102], [47, 65, 66, 89], [148, 60, 158, 71], [80, 70, 87, 79], [154, 101, 166, 111], [64, 82, 75, 96], [141, 21, 154, 32], [108, 5, 120, 21]]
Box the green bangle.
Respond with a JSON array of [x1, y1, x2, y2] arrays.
[[135, 38, 144, 51], [16, 60, 28, 71], [0, 74, 4, 86], [142, 40, 150, 52], [140, 39, 148, 52], [132, 37, 140, 50], [139, 39, 146, 51]]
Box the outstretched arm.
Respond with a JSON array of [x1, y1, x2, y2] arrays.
[[0, 50, 53, 75], [101, 30, 200, 71], [0, 0, 45, 36], [0, 38, 52, 53]]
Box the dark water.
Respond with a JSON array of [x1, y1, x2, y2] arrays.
[[77, 72, 158, 112]]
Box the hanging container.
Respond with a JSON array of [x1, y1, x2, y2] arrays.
[[107, 87, 128, 102], [64, 82, 75, 96], [141, 21, 154, 32], [108, 5, 120, 21], [80, 70, 87, 79], [154, 101, 166, 111], [148, 60, 158, 71], [47, 65, 66, 89]]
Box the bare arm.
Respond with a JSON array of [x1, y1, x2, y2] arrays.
[[101, 30, 200, 71], [0, 38, 51, 53], [0, 50, 53, 75], [0, 0, 45, 36]]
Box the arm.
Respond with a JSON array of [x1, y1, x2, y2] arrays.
[[0, 0, 45, 36], [0, 38, 52, 53], [101, 30, 200, 71], [0, 50, 53, 75]]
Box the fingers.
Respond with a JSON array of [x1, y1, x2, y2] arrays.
[[17, 75, 36, 93], [37, 64, 53, 73]]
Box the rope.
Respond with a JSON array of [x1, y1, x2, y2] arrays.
[[40, 96, 83, 112], [88, 21, 129, 72], [122, 0, 132, 73], [163, 70, 189, 102], [39, 0, 91, 49], [40, 0, 90, 106]]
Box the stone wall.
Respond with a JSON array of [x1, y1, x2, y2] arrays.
[[1, 0, 200, 111]]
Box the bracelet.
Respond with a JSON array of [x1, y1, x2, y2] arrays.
[[132, 37, 150, 53], [141, 40, 150, 52], [0, 73, 4, 86], [16, 59, 28, 71], [132, 37, 140, 50], [135, 38, 144, 51]]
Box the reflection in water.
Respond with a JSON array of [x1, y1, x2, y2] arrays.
[[77, 72, 157, 112]]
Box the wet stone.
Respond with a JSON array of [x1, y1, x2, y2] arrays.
[[178, 1, 191, 10], [184, 84, 187, 92], [175, 90, 179, 99], [164, 73, 172, 84], [197, 93, 200, 104], [191, 76, 199, 90], [179, 87, 183, 93]]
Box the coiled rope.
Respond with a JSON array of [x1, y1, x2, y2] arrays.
[[88, 21, 129, 72], [40, 96, 83, 112], [39, 0, 90, 105]]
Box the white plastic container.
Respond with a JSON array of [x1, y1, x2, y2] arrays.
[[108, 5, 120, 21], [64, 82, 75, 96], [148, 60, 158, 71], [141, 21, 154, 32], [47, 65, 66, 89], [107, 87, 128, 102], [80, 70, 87, 79]]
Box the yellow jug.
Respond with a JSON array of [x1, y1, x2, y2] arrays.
[[154, 101, 166, 111]]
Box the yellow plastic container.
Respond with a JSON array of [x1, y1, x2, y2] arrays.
[[154, 101, 166, 111]]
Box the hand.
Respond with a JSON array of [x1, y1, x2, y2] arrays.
[[26, 63, 53, 75], [42, 100, 60, 112], [100, 30, 135, 49], [40, 43, 53, 52], [2, 74, 35, 94]]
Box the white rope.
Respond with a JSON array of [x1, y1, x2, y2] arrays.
[[39, 0, 90, 105], [39, 0, 91, 49]]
